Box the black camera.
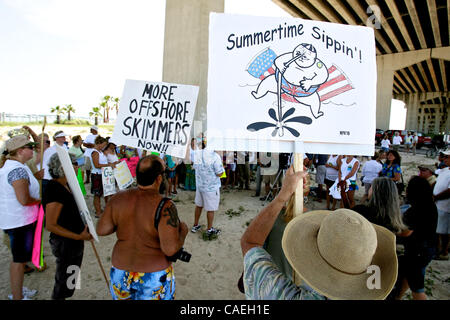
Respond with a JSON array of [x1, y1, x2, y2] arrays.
[[167, 247, 191, 263]]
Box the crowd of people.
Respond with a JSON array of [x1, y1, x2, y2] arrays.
[[0, 125, 449, 300]]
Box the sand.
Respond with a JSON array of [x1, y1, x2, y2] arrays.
[[0, 125, 448, 300]]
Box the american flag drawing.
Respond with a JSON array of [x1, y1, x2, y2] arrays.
[[247, 48, 354, 103]]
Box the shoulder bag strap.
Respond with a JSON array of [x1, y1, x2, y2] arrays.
[[154, 197, 171, 231]]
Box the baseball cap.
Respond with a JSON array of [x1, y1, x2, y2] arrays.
[[91, 125, 99, 131]]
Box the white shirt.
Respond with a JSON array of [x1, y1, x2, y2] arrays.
[[193, 149, 224, 192], [381, 139, 390, 149], [91, 149, 108, 174], [38, 144, 69, 180], [0, 160, 40, 229], [404, 135, 412, 144], [433, 167, 450, 212], [83, 134, 98, 157], [393, 135, 402, 145], [362, 160, 382, 184], [260, 153, 279, 176], [340, 157, 359, 181]]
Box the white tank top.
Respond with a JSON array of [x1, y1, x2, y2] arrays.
[[340, 157, 359, 181], [91, 149, 108, 174], [0, 160, 40, 229]]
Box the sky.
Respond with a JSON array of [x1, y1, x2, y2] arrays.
[[0, 0, 290, 118]]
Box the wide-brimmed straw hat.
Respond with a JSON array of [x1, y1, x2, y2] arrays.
[[4, 135, 37, 153], [282, 209, 397, 300]]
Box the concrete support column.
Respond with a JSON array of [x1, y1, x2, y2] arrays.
[[435, 105, 441, 134], [405, 93, 420, 131], [376, 49, 431, 131], [163, 0, 224, 128]]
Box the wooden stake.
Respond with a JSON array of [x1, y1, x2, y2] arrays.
[[90, 240, 110, 292], [292, 152, 304, 286]]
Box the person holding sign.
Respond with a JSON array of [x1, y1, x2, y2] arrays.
[[338, 155, 360, 208], [0, 135, 40, 300], [90, 136, 115, 218], [240, 165, 398, 300], [82, 126, 99, 184], [43, 153, 93, 300], [97, 155, 189, 300]]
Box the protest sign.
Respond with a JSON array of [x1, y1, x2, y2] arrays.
[[102, 167, 117, 197], [120, 156, 139, 177], [111, 80, 199, 158], [207, 13, 377, 156], [55, 145, 99, 242], [114, 161, 134, 190]]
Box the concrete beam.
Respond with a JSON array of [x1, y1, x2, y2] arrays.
[[431, 46, 450, 61], [377, 49, 431, 71]]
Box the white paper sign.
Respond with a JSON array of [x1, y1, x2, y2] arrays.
[[113, 161, 134, 190], [102, 167, 117, 197], [55, 145, 99, 242], [111, 80, 199, 158], [207, 13, 377, 156]]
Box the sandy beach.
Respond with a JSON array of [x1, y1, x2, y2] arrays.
[[0, 125, 448, 300]]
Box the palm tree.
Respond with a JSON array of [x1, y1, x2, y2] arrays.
[[65, 104, 76, 121], [50, 105, 66, 124], [100, 101, 107, 123], [89, 107, 103, 126], [102, 95, 112, 123], [113, 97, 120, 115]]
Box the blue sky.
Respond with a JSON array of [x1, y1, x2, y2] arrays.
[[0, 0, 289, 117]]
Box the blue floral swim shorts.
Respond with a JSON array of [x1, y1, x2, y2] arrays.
[[109, 265, 175, 300]]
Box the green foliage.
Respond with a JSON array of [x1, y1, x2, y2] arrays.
[[59, 119, 91, 125], [225, 206, 245, 219]]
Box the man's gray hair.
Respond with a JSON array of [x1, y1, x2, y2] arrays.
[[48, 153, 77, 179]]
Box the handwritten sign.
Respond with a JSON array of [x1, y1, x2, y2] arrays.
[[114, 161, 134, 190], [102, 167, 117, 197], [111, 80, 199, 158], [207, 13, 376, 156]]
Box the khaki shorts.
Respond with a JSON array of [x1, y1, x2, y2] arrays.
[[195, 189, 220, 212], [263, 174, 277, 185]]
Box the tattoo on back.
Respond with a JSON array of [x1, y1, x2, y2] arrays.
[[162, 203, 180, 228]]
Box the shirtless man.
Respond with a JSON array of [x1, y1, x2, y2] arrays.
[[97, 155, 188, 300], [252, 43, 329, 119]]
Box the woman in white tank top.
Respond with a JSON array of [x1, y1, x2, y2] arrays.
[[90, 136, 115, 217], [338, 155, 360, 208], [325, 155, 341, 210]]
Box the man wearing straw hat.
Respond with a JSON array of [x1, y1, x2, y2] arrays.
[[241, 165, 398, 300]]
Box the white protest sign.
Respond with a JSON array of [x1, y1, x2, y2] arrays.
[[55, 145, 99, 242], [111, 80, 199, 158], [207, 13, 376, 156], [113, 161, 134, 190], [102, 167, 117, 197]]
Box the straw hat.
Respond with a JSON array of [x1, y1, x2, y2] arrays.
[[418, 164, 435, 173], [282, 209, 397, 300], [4, 135, 37, 153]]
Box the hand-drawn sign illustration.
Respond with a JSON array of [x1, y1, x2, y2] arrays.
[[246, 44, 353, 137]]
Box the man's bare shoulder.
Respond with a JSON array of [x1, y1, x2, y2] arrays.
[[108, 188, 139, 203]]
